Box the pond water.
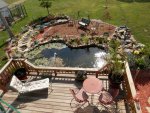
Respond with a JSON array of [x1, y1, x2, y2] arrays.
[[41, 43, 107, 68]]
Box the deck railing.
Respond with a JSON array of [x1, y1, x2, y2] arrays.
[[123, 62, 142, 113], [0, 59, 142, 113]]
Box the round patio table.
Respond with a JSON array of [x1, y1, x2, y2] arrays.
[[83, 76, 103, 104], [83, 76, 103, 94]]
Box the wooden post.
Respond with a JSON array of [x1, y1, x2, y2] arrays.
[[96, 71, 99, 78], [0, 84, 7, 93], [124, 62, 142, 113], [54, 70, 57, 76]]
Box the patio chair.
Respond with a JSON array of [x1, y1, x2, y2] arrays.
[[69, 88, 89, 112], [78, 18, 90, 28], [10, 75, 49, 94], [97, 88, 120, 113]]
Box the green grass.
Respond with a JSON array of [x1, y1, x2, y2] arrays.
[[0, 31, 8, 67], [0, 0, 150, 68], [5, 0, 20, 4]]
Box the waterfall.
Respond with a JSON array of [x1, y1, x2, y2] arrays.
[[94, 51, 107, 68]]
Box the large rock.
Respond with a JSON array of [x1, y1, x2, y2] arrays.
[[125, 39, 132, 44]]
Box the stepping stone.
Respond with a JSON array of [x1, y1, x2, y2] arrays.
[[146, 107, 150, 113]]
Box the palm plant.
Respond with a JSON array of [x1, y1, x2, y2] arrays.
[[39, 0, 53, 15], [107, 39, 126, 87]]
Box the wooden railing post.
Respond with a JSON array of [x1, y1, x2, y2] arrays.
[[0, 84, 7, 93], [0, 59, 13, 93], [96, 71, 98, 78], [124, 62, 142, 113], [54, 70, 57, 76]]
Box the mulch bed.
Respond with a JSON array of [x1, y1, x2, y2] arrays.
[[33, 20, 116, 41], [135, 76, 150, 113]]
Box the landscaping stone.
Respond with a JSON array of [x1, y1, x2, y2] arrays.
[[9, 15, 143, 68], [125, 39, 132, 44]]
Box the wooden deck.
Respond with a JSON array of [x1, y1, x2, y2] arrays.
[[1, 75, 128, 113]]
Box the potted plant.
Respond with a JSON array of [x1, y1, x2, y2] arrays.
[[108, 60, 124, 88], [75, 70, 87, 82], [107, 39, 126, 88]]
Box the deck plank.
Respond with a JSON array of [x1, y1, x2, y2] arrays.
[[2, 76, 127, 113]]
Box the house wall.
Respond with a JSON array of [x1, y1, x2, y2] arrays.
[[0, 6, 12, 27], [0, 7, 10, 17]]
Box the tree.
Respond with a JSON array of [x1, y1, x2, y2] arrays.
[[39, 0, 53, 15], [105, 0, 108, 9]]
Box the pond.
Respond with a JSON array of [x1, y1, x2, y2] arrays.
[[38, 43, 107, 68]]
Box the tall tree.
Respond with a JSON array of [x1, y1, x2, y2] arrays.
[[39, 0, 53, 15]]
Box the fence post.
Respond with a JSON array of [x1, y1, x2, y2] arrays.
[[96, 71, 98, 78]]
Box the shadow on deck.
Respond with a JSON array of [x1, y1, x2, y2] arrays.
[[2, 76, 129, 113]]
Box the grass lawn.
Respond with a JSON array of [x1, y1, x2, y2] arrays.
[[0, 0, 150, 68], [5, 0, 21, 4]]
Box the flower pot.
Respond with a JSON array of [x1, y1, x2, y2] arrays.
[[108, 73, 123, 89], [75, 70, 87, 82]]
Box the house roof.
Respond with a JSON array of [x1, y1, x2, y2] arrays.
[[0, 0, 8, 9]]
